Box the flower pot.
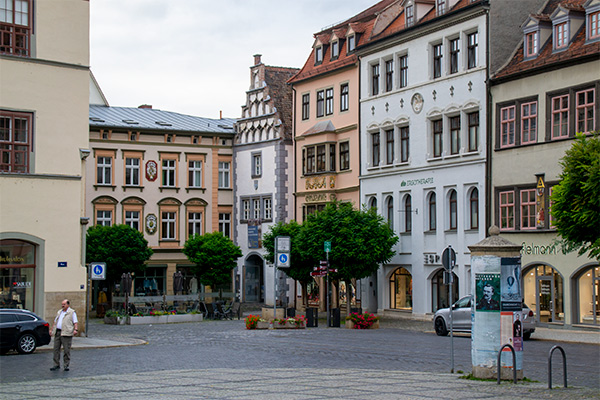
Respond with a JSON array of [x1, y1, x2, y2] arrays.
[[345, 319, 379, 329]]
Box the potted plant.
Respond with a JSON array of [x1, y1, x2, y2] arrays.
[[245, 315, 269, 329], [345, 312, 380, 329]]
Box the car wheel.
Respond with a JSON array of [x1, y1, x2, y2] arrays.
[[523, 331, 531, 340], [16, 333, 37, 354], [435, 317, 448, 336]]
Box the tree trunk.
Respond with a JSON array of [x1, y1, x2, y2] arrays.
[[345, 279, 352, 317]]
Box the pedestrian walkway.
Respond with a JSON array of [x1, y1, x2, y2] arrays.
[[1, 367, 597, 399]]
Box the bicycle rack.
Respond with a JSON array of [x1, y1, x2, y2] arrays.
[[497, 344, 517, 384], [548, 345, 567, 389]]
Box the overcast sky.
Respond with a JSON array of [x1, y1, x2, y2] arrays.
[[90, 1, 377, 119]]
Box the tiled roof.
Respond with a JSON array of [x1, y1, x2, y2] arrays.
[[89, 105, 236, 134], [492, 0, 600, 81], [264, 65, 300, 136], [288, 0, 397, 84]]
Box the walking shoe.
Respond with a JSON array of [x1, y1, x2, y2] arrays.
[[64, 367, 69, 371], [50, 366, 60, 371]]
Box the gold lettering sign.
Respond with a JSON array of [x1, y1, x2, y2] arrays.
[[536, 176, 545, 228]]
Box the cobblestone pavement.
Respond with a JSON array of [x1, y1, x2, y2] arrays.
[[0, 318, 598, 399]]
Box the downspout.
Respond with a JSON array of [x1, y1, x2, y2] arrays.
[[485, 4, 492, 235], [291, 84, 298, 310]]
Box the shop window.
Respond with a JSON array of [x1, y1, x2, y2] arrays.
[[522, 264, 564, 325], [575, 265, 600, 325], [389, 267, 412, 310], [0, 239, 35, 310], [432, 269, 458, 312]]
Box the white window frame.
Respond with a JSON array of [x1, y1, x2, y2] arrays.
[[188, 160, 202, 188], [218, 161, 230, 188]]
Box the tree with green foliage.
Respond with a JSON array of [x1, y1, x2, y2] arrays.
[[86, 224, 154, 287], [183, 232, 243, 291], [296, 201, 399, 314], [550, 133, 600, 260], [263, 220, 312, 306]]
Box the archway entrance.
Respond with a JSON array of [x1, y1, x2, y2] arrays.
[[432, 268, 459, 312], [574, 265, 600, 325], [244, 254, 264, 302], [389, 267, 412, 310], [523, 264, 564, 325]]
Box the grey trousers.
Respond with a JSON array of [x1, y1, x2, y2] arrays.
[[53, 332, 73, 367]]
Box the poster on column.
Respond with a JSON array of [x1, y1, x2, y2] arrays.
[[475, 273, 500, 312], [501, 257, 521, 311]]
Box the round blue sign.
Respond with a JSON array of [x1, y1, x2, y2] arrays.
[[279, 254, 288, 263]]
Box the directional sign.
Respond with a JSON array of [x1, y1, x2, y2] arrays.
[[90, 262, 106, 280], [310, 271, 327, 277], [324, 241, 331, 253], [277, 252, 290, 268]]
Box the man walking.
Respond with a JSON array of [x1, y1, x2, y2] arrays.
[[50, 299, 78, 371]]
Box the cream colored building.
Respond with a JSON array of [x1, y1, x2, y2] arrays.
[[490, 0, 600, 328], [0, 0, 90, 323]]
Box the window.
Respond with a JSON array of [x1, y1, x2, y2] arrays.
[[437, 0, 446, 15], [253, 199, 260, 219], [449, 38, 459, 74], [521, 189, 536, 230], [129, 132, 138, 141], [428, 192, 437, 231], [0, 0, 31, 56], [302, 94, 310, 120], [340, 83, 349, 112], [165, 134, 174, 143], [500, 106, 516, 147], [399, 55, 408, 88], [161, 212, 177, 240], [316, 90, 324, 118], [404, 195, 412, 233], [348, 35, 356, 52], [0, 110, 31, 172], [316, 144, 326, 172], [264, 198, 272, 220], [385, 60, 394, 92], [372, 64, 380, 96], [499, 191, 515, 230], [449, 190, 457, 230], [386, 197, 394, 229], [555, 22, 568, 49], [450, 116, 460, 155], [252, 153, 261, 177], [329, 143, 336, 172], [433, 44, 443, 78], [589, 11, 600, 39], [303, 143, 336, 174], [162, 159, 176, 187], [576, 89, 595, 133], [400, 126, 409, 162], [432, 120, 443, 158], [386, 129, 394, 164], [468, 111, 479, 152], [551, 95, 569, 139], [339, 141, 350, 171], [188, 160, 202, 187], [218, 161, 230, 188], [325, 88, 334, 115], [97, 156, 113, 185], [372, 132, 380, 166], [96, 210, 112, 227], [525, 31, 538, 57], [188, 212, 202, 237], [331, 41, 339, 59], [405, 4, 414, 27], [242, 200, 250, 220], [467, 32, 478, 68], [305, 147, 315, 174], [219, 213, 231, 238], [125, 211, 140, 231], [315, 46, 323, 64], [521, 102, 537, 144], [124, 157, 140, 186], [469, 188, 479, 230]]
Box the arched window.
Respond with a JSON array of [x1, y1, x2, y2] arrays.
[[389, 267, 412, 310], [404, 194, 412, 233], [523, 264, 564, 325], [575, 265, 600, 325], [369, 197, 378, 211], [386, 196, 394, 229], [470, 188, 479, 229], [428, 192, 437, 231], [449, 189, 457, 230]]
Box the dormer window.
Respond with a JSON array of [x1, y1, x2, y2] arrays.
[[525, 31, 539, 57], [588, 10, 599, 40], [437, 0, 446, 16], [315, 46, 323, 64], [555, 22, 568, 49], [406, 4, 414, 27], [331, 41, 339, 59], [348, 35, 356, 52]]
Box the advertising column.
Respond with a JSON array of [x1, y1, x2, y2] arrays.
[[469, 226, 522, 380]]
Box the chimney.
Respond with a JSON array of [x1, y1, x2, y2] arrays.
[[253, 54, 262, 66], [138, 104, 152, 109], [220, 110, 223, 119]]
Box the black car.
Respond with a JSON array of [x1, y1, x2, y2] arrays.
[[0, 309, 52, 354]]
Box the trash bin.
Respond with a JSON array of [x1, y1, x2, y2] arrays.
[[330, 308, 341, 327], [306, 307, 318, 327], [286, 307, 296, 318]]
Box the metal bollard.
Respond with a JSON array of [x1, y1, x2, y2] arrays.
[[548, 345, 567, 389], [497, 343, 517, 384]]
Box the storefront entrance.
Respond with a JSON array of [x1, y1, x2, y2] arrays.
[[523, 264, 564, 325], [0, 239, 36, 311], [389, 267, 412, 310], [244, 254, 264, 302], [575, 265, 600, 325]]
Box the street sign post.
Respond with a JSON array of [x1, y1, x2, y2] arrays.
[[90, 262, 106, 280], [274, 236, 291, 320], [442, 245, 456, 373], [324, 241, 331, 253]]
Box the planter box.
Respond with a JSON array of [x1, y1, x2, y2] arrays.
[[167, 314, 203, 323], [345, 319, 380, 329], [104, 316, 118, 325], [261, 307, 284, 320], [273, 321, 306, 329], [128, 314, 203, 325], [256, 321, 270, 330]]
